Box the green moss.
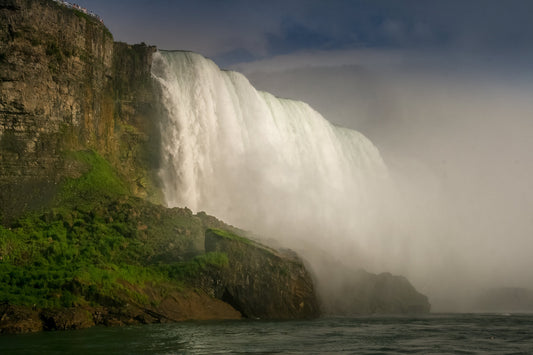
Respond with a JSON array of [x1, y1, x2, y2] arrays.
[[162, 252, 228, 282], [103, 27, 113, 40], [0, 166, 235, 309], [73, 9, 91, 21], [0, 203, 227, 308], [208, 228, 252, 245], [56, 150, 129, 204]]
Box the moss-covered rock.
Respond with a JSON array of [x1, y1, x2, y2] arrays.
[[200, 229, 320, 319]]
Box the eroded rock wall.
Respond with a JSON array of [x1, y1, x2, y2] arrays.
[[0, 0, 160, 222], [201, 229, 320, 319]]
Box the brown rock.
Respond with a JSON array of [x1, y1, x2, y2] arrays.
[[201, 229, 320, 319], [0, 304, 43, 334], [154, 289, 242, 321], [40, 307, 95, 331]]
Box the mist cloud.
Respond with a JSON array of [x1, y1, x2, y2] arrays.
[[236, 48, 533, 311]]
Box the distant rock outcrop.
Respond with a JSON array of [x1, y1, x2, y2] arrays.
[[315, 259, 430, 315]]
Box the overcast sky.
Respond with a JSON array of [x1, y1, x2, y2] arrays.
[[75, 0, 533, 68]]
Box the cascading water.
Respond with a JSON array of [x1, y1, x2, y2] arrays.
[[151, 50, 395, 276]]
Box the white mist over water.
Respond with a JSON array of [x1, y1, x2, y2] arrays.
[[151, 50, 404, 290], [238, 51, 533, 312]]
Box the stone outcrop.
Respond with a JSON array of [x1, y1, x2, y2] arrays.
[[200, 229, 320, 319], [321, 267, 430, 315], [1, 286, 242, 334], [0, 304, 43, 333], [0, 221, 321, 334]]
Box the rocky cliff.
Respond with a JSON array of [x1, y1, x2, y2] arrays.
[[0, 0, 160, 223], [201, 229, 319, 319]]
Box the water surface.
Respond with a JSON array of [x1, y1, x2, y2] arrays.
[[1, 314, 532, 354]]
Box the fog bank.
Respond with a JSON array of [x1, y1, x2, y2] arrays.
[[238, 50, 533, 311]]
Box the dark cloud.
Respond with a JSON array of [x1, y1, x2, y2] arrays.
[[212, 48, 258, 68], [74, 0, 533, 65], [265, 18, 335, 54]]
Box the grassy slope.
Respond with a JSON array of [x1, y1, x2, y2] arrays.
[[0, 150, 229, 309]]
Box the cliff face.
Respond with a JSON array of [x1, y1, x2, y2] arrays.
[[109, 42, 161, 201], [202, 229, 320, 319], [0, 0, 160, 222]]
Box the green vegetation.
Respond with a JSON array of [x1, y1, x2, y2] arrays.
[[0, 207, 229, 308], [57, 150, 129, 203], [208, 228, 251, 245], [103, 27, 113, 40], [73, 9, 91, 22], [0, 150, 236, 309]]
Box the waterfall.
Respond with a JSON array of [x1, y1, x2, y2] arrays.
[[151, 50, 393, 271]]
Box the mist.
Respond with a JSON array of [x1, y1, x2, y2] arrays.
[[235, 50, 533, 311]]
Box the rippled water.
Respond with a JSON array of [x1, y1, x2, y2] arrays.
[[1, 314, 532, 354]]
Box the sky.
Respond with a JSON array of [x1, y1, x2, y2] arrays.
[[75, 0, 533, 311], [76, 0, 533, 68]]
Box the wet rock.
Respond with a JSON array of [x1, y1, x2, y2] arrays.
[[40, 307, 95, 331], [201, 229, 320, 319], [0, 304, 43, 334]]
